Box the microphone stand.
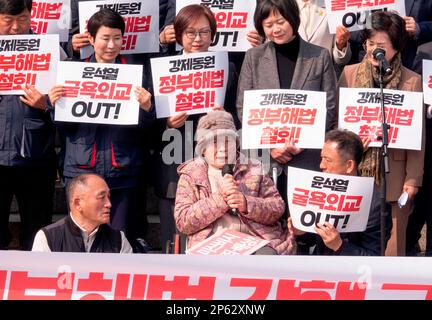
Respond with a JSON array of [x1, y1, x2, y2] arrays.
[[377, 60, 390, 256]]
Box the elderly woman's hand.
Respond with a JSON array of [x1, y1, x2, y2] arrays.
[[220, 174, 247, 213]]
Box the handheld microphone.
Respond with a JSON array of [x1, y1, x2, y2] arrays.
[[372, 48, 392, 74], [221, 164, 237, 216]]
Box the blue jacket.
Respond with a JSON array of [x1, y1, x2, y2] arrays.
[[57, 55, 155, 185], [0, 94, 55, 167]]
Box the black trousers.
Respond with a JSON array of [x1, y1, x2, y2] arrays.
[[0, 165, 56, 250]]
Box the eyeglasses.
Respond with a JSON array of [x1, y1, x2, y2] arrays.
[[185, 29, 211, 39], [364, 40, 389, 51]]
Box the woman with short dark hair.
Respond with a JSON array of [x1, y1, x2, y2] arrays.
[[339, 11, 425, 256], [236, 0, 337, 218], [48, 9, 155, 242]]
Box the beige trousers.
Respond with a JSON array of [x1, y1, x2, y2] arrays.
[[385, 202, 413, 256]]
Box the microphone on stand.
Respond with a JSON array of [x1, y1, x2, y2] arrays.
[[372, 48, 392, 74], [222, 164, 237, 216]]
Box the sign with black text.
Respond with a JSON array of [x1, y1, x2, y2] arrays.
[[242, 89, 327, 149], [422, 59, 432, 106], [287, 167, 374, 233], [31, 0, 71, 42], [176, 0, 256, 52], [339, 87, 423, 150], [55, 61, 142, 125], [0, 34, 59, 94], [79, 0, 159, 58], [324, 0, 405, 33], [151, 51, 228, 118]]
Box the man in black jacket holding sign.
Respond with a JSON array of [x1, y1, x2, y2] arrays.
[[0, 0, 57, 250], [289, 129, 392, 255]]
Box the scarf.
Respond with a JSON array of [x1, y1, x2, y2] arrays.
[[355, 53, 402, 185]]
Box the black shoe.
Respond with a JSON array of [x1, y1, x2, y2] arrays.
[[132, 238, 152, 253]]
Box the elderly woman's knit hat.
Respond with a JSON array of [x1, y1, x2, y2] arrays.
[[195, 111, 239, 157]]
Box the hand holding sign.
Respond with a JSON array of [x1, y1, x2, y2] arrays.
[[167, 112, 189, 129], [134, 86, 152, 111], [270, 138, 303, 164], [403, 16, 417, 38], [335, 26, 350, 51], [288, 217, 305, 236], [20, 85, 47, 111], [315, 222, 343, 252], [72, 32, 90, 53], [246, 29, 262, 47], [48, 85, 64, 105], [160, 24, 176, 45]]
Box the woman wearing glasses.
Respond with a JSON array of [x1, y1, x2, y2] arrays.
[[338, 11, 425, 256], [153, 4, 240, 251]]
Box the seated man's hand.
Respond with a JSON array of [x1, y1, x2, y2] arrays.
[[288, 217, 305, 236], [361, 136, 371, 152], [315, 222, 343, 252]]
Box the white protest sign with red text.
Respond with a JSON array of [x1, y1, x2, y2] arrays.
[[79, 0, 159, 59], [31, 0, 71, 42], [55, 61, 142, 125], [151, 51, 228, 118], [422, 59, 432, 106], [339, 87, 423, 150], [186, 229, 269, 255], [176, 0, 256, 52], [324, 0, 405, 33], [287, 167, 374, 233], [0, 34, 59, 95], [2, 251, 432, 300], [241, 89, 327, 149]]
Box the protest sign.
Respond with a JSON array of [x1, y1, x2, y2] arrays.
[[151, 51, 228, 118], [186, 229, 269, 255], [242, 89, 327, 149], [287, 167, 374, 233], [0, 34, 59, 94], [339, 87, 423, 150], [324, 0, 405, 33], [55, 61, 143, 125], [79, 0, 159, 58], [176, 0, 256, 51], [31, 0, 71, 42]]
